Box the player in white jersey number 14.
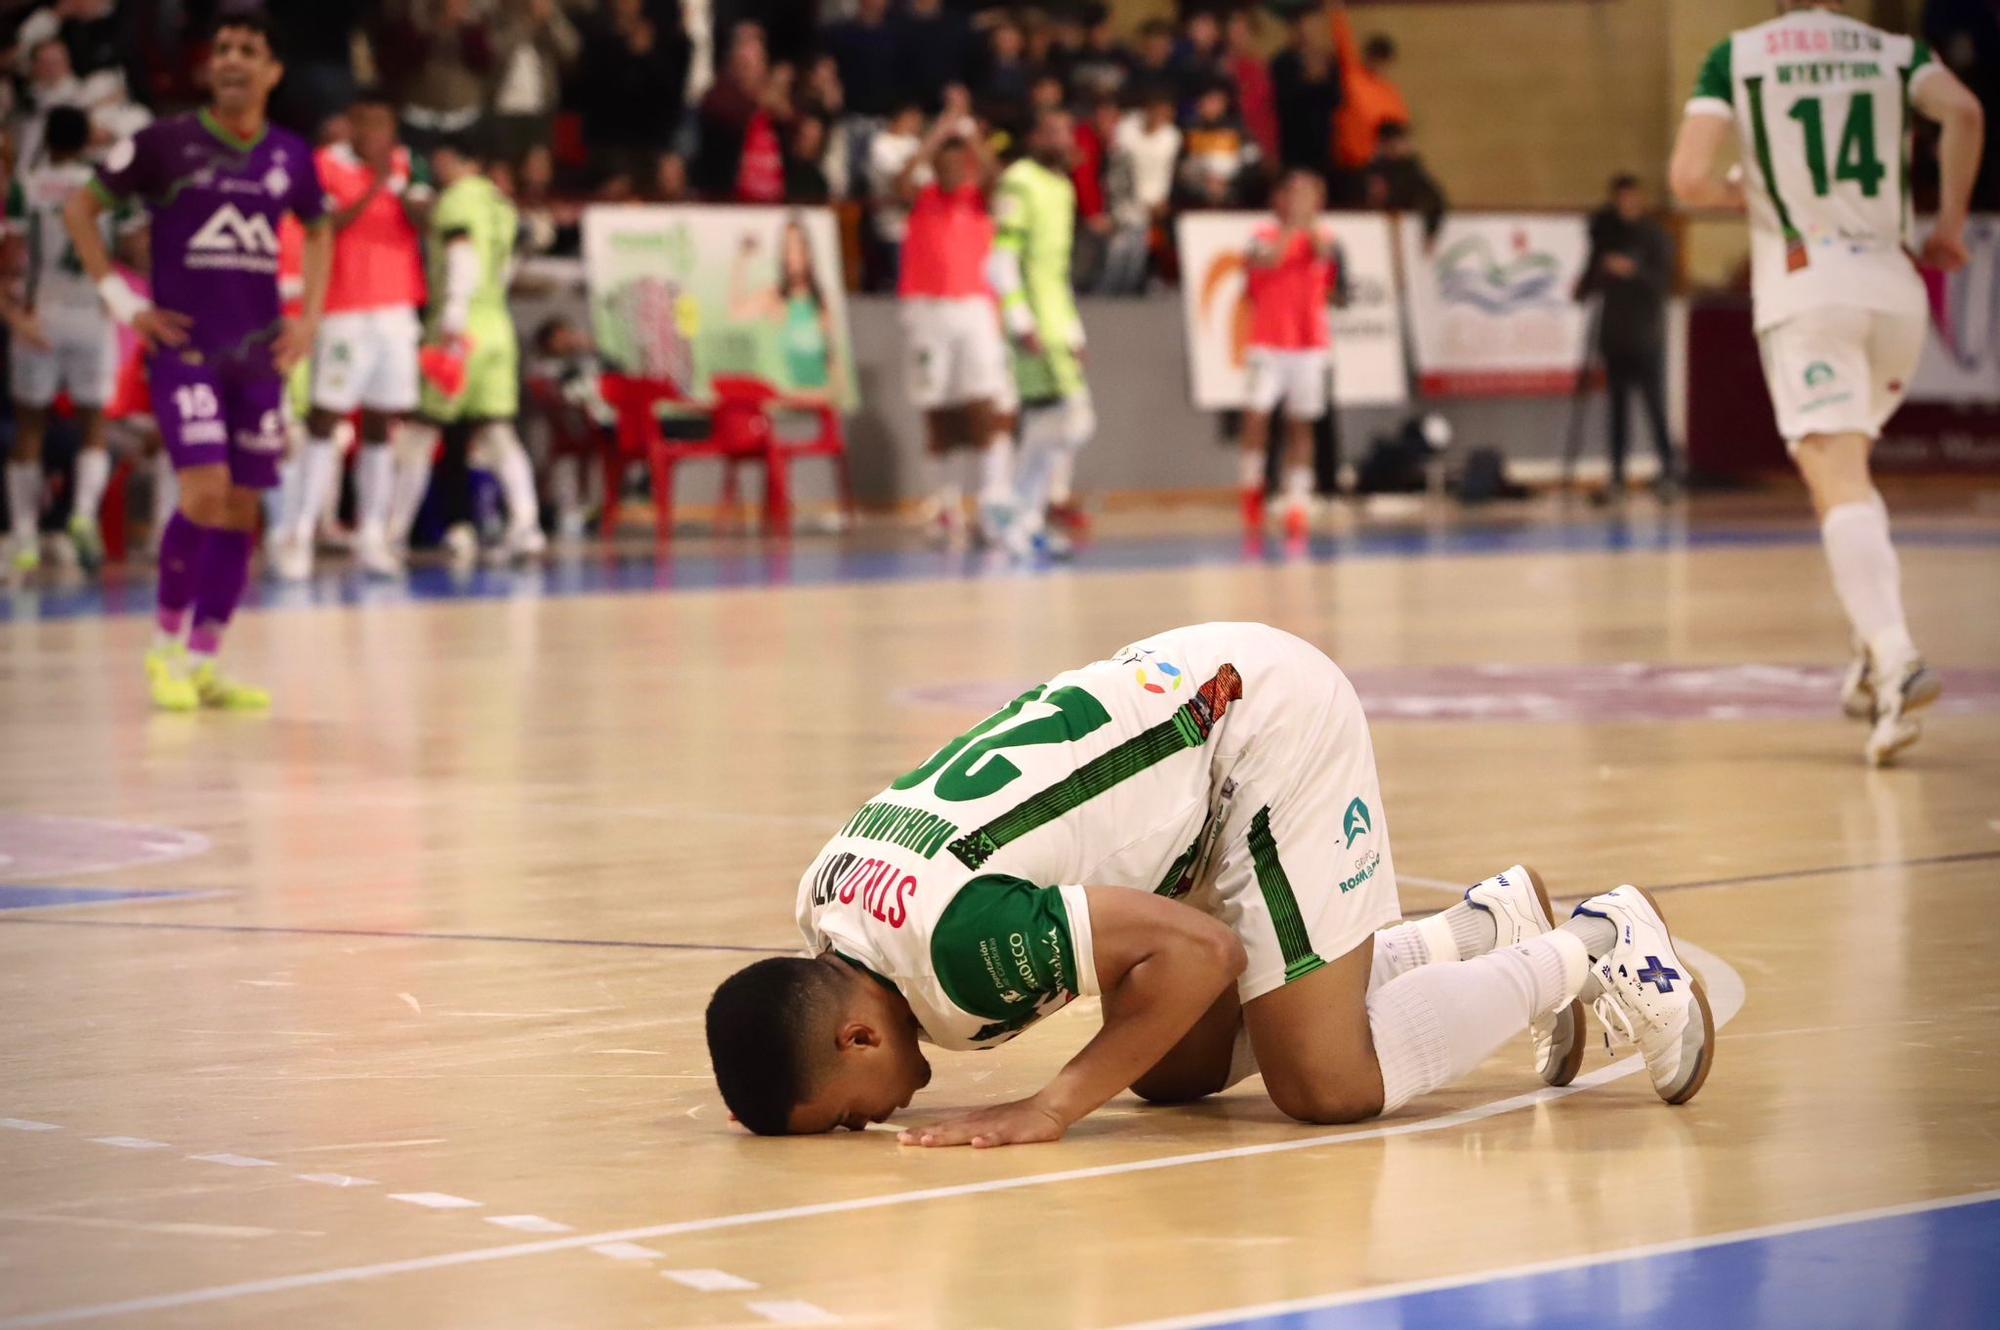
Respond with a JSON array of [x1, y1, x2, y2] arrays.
[[706, 622, 1716, 1146], [1668, 0, 1985, 766]]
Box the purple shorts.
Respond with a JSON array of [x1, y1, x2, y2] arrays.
[[150, 351, 287, 490]]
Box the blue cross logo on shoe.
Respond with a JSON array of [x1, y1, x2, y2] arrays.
[[1635, 956, 1681, 993], [1343, 798, 1371, 847]]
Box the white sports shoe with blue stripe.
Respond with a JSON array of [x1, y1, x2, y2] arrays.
[[1467, 864, 1586, 1088], [1574, 885, 1715, 1105]]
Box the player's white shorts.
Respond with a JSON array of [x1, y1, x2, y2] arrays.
[[10, 316, 116, 410], [1189, 627, 1402, 1002], [312, 306, 422, 415], [903, 296, 1009, 412], [1756, 306, 1927, 449], [1245, 347, 1331, 420]]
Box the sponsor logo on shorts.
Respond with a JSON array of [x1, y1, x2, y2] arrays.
[[1803, 360, 1835, 388], [1342, 797, 1372, 848], [1339, 849, 1381, 894], [180, 420, 226, 445]]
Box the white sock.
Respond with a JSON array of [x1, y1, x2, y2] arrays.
[[1368, 930, 1589, 1114], [1048, 448, 1074, 506], [928, 452, 964, 521], [1370, 901, 1500, 992], [6, 461, 40, 539], [1237, 450, 1264, 490], [1821, 494, 1916, 675], [389, 425, 436, 542], [73, 449, 111, 522], [1284, 465, 1313, 509], [979, 433, 1014, 506], [552, 454, 583, 524], [293, 436, 340, 541], [355, 444, 394, 539], [484, 424, 541, 536]]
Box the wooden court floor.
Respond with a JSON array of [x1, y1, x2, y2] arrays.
[[2, 493, 1998, 1329]]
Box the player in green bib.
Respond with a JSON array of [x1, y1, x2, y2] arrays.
[[1668, 1, 1984, 765], [993, 108, 1096, 552], [412, 134, 543, 561]]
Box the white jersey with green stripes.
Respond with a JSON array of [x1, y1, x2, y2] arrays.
[[1686, 7, 1943, 332], [795, 624, 1255, 1052], [6, 160, 115, 324]]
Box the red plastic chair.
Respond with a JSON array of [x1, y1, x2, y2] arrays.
[[709, 376, 855, 530]]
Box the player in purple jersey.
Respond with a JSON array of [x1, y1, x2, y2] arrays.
[[63, 11, 331, 712]]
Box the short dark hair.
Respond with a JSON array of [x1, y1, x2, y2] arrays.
[[1363, 34, 1397, 65], [348, 85, 396, 113], [44, 105, 90, 157], [1377, 120, 1411, 146], [210, 8, 280, 58], [1610, 172, 1643, 193], [706, 957, 846, 1136]]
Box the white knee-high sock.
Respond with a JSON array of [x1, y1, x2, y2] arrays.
[[73, 448, 111, 522], [1368, 931, 1589, 1114], [6, 461, 40, 538], [290, 435, 340, 541], [1821, 493, 1915, 674], [389, 424, 436, 543], [355, 444, 394, 539], [481, 424, 540, 536]]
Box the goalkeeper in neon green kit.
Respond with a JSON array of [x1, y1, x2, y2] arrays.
[[409, 134, 544, 563], [992, 107, 1095, 554]]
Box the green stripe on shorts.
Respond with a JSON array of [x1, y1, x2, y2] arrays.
[[1247, 805, 1325, 983]]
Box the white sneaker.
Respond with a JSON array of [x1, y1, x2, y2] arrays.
[[1573, 885, 1715, 1105], [442, 522, 479, 570], [269, 527, 312, 583], [356, 526, 403, 579], [1865, 658, 1941, 768], [504, 524, 547, 560], [1467, 864, 1586, 1087], [1839, 642, 1875, 722]]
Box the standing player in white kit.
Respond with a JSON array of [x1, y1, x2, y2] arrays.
[[1669, 1, 1985, 765]]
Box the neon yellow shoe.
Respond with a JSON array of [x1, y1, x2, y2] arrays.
[[68, 514, 103, 571], [145, 643, 198, 713], [7, 537, 38, 576], [191, 660, 271, 711]]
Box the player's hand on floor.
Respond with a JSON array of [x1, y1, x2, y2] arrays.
[[898, 1097, 1067, 1149], [132, 308, 192, 351]]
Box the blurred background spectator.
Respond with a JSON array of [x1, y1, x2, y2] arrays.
[[1363, 122, 1446, 241], [1328, 0, 1406, 205], [490, 0, 580, 165], [376, 0, 495, 154], [1269, 9, 1340, 185], [896, 0, 974, 115], [580, 0, 692, 189]]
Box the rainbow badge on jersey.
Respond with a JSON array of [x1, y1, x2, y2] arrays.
[[1136, 659, 1185, 695]]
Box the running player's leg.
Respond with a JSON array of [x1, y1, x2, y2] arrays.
[[1762, 307, 1932, 761], [61, 326, 117, 569], [6, 342, 58, 572], [180, 368, 287, 710], [278, 326, 346, 577]]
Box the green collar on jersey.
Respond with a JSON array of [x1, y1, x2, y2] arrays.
[[198, 107, 268, 154]]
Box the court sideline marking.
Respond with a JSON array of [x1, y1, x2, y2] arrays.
[[1103, 1188, 2000, 1330], [0, 945, 1742, 1328], [0, 850, 1990, 955]]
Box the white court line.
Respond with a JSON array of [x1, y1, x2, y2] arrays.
[[385, 1193, 481, 1211], [85, 1138, 167, 1151], [294, 1174, 376, 1188], [0, 1119, 60, 1132], [0, 891, 227, 914], [187, 1154, 275, 1169], [0, 944, 1742, 1330], [587, 1242, 664, 1262], [1104, 1187, 2000, 1330], [486, 1215, 572, 1234], [747, 1301, 839, 1325], [664, 1269, 760, 1292]]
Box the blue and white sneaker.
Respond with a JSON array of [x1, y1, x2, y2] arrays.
[[1865, 658, 1942, 768], [1467, 864, 1585, 1087], [1574, 885, 1715, 1105]]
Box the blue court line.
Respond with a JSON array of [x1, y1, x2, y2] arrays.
[[1138, 1191, 2000, 1330], [0, 885, 205, 912], [4, 522, 1996, 624]]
